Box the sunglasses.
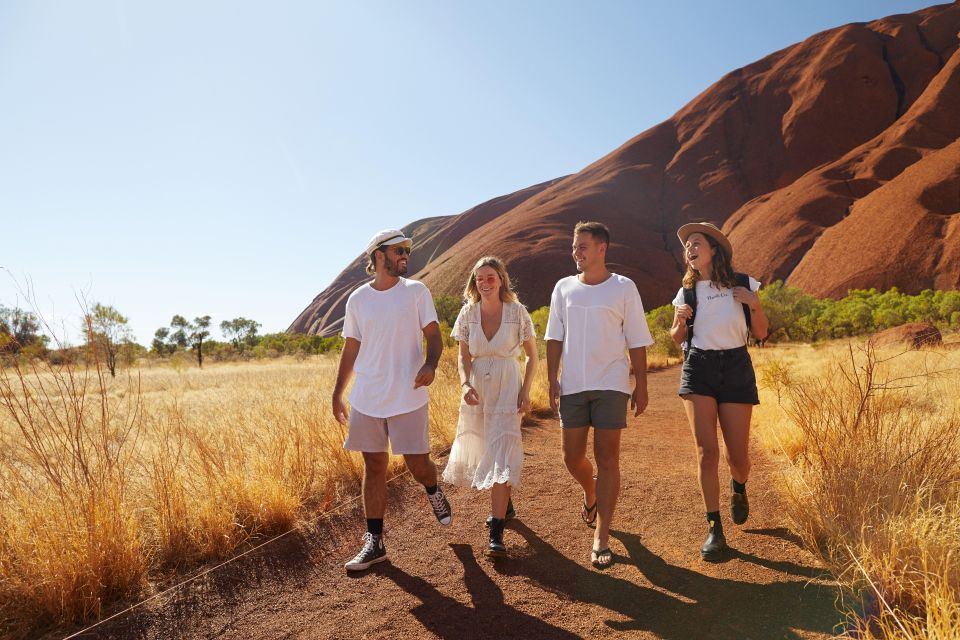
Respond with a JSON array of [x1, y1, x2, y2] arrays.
[[380, 245, 411, 255]]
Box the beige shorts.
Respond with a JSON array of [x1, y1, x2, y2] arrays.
[[344, 404, 430, 455]]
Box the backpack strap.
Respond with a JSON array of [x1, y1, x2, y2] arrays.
[[734, 272, 752, 329], [682, 285, 697, 356]]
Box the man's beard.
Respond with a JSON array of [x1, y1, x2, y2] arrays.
[[384, 253, 408, 276]]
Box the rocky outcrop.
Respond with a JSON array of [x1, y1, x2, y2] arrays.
[[873, 322, 943, 348], [293, 3, 960, 336]]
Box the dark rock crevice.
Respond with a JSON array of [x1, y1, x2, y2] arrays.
[[879, 37, 907, 119], [915, 23, 945, 70]]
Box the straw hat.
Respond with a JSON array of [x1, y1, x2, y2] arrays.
[[677, 222, 732, 257]]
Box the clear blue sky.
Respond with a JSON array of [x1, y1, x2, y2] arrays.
[[0, 1, 934, 346]]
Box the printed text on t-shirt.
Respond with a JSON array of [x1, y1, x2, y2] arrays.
[[704, 292, 729, 301]]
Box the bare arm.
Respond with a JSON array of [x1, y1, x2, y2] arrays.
[[414, 321, 443, 388], [733, 287, 769, 341], [546, 339, 563, 414], [517, 336, 538, 414], [628, 346, 649, 417], [671, 305, 691, 346], [332, 337, 361, 424], [458, 339, 479, 405]]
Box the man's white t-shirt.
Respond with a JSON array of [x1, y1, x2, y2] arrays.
[[671, 277, 761, 351], [342, 278, 439, 418], [544, 274, 655, 396]]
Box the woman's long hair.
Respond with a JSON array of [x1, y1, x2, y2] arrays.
[[463, 256, 519, 304], [682, 235, 736, 290]]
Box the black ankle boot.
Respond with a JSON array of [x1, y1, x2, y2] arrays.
[[730, 479, 749, 525], [700, 518, 728, 561], [487, 518, 507, 557], [485, 498, 516, 528]]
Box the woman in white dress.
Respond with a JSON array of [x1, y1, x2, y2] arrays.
[[443, 256, 538, 557]]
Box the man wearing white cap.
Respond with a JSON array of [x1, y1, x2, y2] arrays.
[[332, 229, 451, 572]]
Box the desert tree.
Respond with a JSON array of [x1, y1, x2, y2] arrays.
[[220, 317, 261, 351], [85, 303, 132, 377], [189, 315, 212, 368], [169, 315, 190, 350], [0, 305, 46, 356], [151, 327, 174, 356]]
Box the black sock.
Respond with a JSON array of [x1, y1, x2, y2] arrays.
[[425, 484, 438, 495], [706, 511, 723, 534], [731, 478, 747, 495], [366, 518, 383, 536]]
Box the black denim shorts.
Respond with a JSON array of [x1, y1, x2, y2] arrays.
[[678, 346, 759, 405]]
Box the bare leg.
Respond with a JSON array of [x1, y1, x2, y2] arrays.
[[561, 427, 596, 508], [718, 403, 752, 484], [682, 394, 720, 512], [491, 483, 511, 519], [402, 453, 438, 488], [362, 452, 390, 518], [592, 428, 622, 552]]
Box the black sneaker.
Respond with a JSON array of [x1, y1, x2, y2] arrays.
[[700, 527, 728, 561], [344, 532, 387, 571], [730, 492, 749, 525], [485, 498, 516, 528], [427, 486, 452, 525]]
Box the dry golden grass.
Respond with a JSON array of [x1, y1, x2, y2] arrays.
[[0, 343, 671, 637], [752, 340, 960, 638]]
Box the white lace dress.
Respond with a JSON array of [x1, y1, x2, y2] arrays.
[[442, 301, 535, 490]]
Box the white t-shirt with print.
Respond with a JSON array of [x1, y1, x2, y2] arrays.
[[342, 278, 439, 418], [544, 274, 655, 396], [671, 277, 761, 351]]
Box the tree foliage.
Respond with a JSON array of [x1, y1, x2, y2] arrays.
[[85, 303, 132, 377], [0, 305, 45, 356], [220, 317, 261, 351]]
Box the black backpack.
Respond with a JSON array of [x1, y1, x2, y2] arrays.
[[682, 272, 752, 356]]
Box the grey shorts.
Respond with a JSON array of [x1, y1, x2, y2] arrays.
[[344, 404, 430, 454], [559, 390, 630, 429]]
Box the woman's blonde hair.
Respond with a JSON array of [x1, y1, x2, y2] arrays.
[[681, 234, 736, 290], [462, 256, 519, 304]]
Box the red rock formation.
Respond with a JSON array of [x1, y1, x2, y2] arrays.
[[873, 322, 943, 348], [292, 3, 960, 336]]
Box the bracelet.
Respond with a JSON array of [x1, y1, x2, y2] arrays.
[[461, 381, 471, 387]]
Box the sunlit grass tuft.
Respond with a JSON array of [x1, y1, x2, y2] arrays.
[[752, 340, 960, 638]]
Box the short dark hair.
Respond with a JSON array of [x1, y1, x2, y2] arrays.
[[574, 221, 610, 247]]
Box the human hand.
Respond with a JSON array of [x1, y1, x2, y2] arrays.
[[673, 304, 693, 328], [414, 364, 436, 388], [517, 392, 531, 415], [732, 287, 759, 309], [332, 395, 348, 425], [548, 379, 560, 415], [462, 383, 480, 405], [631, 385, 648, 417]]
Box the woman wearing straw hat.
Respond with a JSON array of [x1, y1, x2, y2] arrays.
[[670, 222, 768, 560]]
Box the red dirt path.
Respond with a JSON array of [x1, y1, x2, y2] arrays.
[[71, 366, 843, 639]]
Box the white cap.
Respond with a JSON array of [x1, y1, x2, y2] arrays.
[[364, 229, 413, 256]]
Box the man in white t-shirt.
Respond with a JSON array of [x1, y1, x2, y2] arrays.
[[332, 228, 451, 572], [545, 221, 654, 570]]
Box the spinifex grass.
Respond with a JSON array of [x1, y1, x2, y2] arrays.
[[0, 339, 666, 637], [753, 340, 960, 638]]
